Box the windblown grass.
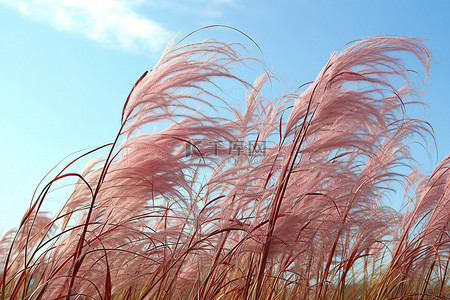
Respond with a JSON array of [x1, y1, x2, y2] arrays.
[[2, 34, 449, 299]]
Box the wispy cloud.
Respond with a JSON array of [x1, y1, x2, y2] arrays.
[[0, 0, 172, 53]]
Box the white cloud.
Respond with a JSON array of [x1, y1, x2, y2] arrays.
[[0, 0, 172, 53]]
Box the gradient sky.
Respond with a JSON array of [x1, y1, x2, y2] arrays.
[[1, 0, 449, 234]]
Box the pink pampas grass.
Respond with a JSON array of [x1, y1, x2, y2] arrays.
[[3, 34, 448, 300]]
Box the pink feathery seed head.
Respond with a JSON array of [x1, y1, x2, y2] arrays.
[[401, 156, 450, 249], [121, 39, 251, 138], [2, 35, 439, 299]]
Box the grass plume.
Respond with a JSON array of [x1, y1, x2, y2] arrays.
[[2, 34, 449, 299]]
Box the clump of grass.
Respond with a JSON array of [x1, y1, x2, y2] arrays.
[[1, 34, 448, 300]]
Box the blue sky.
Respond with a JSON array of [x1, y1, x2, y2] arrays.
[[1, 0, 449, 233]]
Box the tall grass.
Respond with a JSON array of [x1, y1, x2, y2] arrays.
[[1, 35, 448, 299]]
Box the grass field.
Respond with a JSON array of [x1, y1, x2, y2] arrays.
[[2, 35, 449, 299]]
